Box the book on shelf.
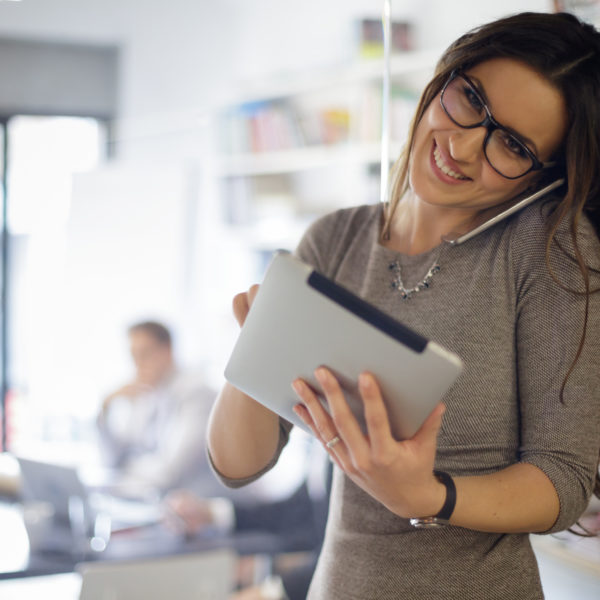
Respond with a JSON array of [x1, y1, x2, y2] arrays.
[[221, 100, 304, 154], [220, 98, 353, 154], [353, 83, 417, 145], [357, 18, 414, 59], [219, 83, 418, 156]]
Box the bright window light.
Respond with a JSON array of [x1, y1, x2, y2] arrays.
[[7, 115, 106, 462]]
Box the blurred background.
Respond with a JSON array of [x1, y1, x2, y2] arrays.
[[1, 0, 571, 466], [0, 1, 599, 596]]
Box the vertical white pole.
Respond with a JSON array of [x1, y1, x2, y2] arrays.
[[380, 0, 392, 206]]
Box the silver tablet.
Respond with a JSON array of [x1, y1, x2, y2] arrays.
[[225, 251, 463, 440]]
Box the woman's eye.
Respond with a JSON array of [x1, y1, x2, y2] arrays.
[[463, 87, 484, 113], [501, 132, 528, 158]]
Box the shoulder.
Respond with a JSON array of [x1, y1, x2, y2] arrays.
[[295, 203, 382, 274], [509, 199, 600, 272], [301, 203, 381, 246], [507, 199, 600, 294]]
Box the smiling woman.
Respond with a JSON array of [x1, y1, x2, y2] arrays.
[[390, 57, 568, 254], [208, 11, 600, 600]]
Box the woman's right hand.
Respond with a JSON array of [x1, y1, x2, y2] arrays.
[[232, 284, 260, 327], [208, 281, 279, 481]]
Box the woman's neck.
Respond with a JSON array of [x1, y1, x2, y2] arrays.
[[384, 193, 478, 255]]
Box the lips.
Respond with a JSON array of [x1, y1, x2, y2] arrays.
[[431, 142, 470, 182]]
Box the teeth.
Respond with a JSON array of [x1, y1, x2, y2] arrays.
[[433, 146, 468, 180]]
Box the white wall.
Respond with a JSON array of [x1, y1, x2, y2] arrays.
[[0, 0, 551, 160]]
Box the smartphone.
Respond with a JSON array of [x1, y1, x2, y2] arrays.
[[442, 178, 565, 245]]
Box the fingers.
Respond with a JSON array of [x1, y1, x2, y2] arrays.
[[247, 284, 260, 306], [292, 368, 371, 475], [292, 378, 350, 470], [315, 368, 368, 459], [293, 402, 344, 471], [292, 379, 337, 443], [359, 372, 394, 457], [163, 491, 213, 534], [232, 284, 260, 327], [232, 293, 249, 327], [412, 403, 446, 450]]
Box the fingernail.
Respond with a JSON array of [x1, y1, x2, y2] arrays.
[[359, 373, 372, 390], [315, 368, 329, 383], [292, 380, 304, 394]]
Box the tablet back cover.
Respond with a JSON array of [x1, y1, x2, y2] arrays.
[[225, 252, 462, 440]]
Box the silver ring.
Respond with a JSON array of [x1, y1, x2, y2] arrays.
[[326, 435, 341, 449]]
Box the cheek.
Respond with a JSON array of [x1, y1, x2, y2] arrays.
[[411, 104, 437, 152], [419, 97, 458, 141], [480, 170, 537, 202], [426, 100, 449, 130]]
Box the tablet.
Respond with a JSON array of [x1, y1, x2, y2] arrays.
[[224, 251, 463, 440]]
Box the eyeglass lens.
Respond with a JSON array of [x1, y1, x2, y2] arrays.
[[441, 76, 534, 178]]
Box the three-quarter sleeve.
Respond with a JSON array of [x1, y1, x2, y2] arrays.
[[511, 208, 600, 533], [208, 418, 294, 488]]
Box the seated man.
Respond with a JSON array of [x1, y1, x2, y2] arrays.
[[96, 320, 221, 496], [166, 451, 332, 600]]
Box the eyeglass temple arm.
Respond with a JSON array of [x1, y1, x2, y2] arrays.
[[443, 178, 565, 245]]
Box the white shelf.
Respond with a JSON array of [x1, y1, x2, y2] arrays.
[[215, 141, 404, 177], [222, 48, 440, 106]]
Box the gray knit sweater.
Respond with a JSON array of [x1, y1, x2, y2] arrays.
[[216, 201, 600, 599]]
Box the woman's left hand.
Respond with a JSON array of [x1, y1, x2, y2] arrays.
[[293, 367, 447, 519]]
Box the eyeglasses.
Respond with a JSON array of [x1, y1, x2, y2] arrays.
[[439, 71, 556, 180]]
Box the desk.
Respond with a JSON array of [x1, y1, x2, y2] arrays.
[[0, 499, 286, 581]]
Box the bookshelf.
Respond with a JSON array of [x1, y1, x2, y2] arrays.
[[211, 48, 438, 261], [220, 49, 440, 109], [194, 50, 438, 383], [214, 142, 403, 177]]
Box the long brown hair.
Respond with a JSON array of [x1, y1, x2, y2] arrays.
[[383, 12, 600, 510]]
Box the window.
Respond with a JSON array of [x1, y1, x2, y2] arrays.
[[4, 116, 107, 462]]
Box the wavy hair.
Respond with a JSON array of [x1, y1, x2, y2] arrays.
[[383, 12, 600, 514]]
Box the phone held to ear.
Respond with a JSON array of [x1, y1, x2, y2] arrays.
[[442, 178, 565, 245]]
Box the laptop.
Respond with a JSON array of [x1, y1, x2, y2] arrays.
[[77, 550, 236, 600], [225, 251, 463, 441], [17, 457, 91, 522], [16, 457, 163, 529]]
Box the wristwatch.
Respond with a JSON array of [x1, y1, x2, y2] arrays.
[[410, 470, 456, 528]]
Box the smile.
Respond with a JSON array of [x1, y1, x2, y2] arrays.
[[433, 145, 469, 180]]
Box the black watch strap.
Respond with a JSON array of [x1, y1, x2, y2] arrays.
[[433, 470, 456, 520]]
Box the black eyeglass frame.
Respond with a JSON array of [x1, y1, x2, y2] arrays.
[[439, 70, 556, 180]]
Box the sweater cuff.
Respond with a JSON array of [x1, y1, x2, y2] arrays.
[[520, 456, 593, 534], [207, 418, 293, 489]]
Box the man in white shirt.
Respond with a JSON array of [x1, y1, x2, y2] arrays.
[[96, 321, 220, 496]]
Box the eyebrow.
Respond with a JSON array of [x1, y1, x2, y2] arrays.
[[466, 74, 539, 156]]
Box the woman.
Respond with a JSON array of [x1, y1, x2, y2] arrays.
[[208, 12, 600, 599]]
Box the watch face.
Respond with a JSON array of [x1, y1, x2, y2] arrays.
[[409, 517, 451, 528]]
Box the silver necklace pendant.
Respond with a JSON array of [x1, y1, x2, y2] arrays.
[[389, 258, 441, 300]]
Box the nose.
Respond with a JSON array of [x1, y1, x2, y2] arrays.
[[448, 126, 486, 164]]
